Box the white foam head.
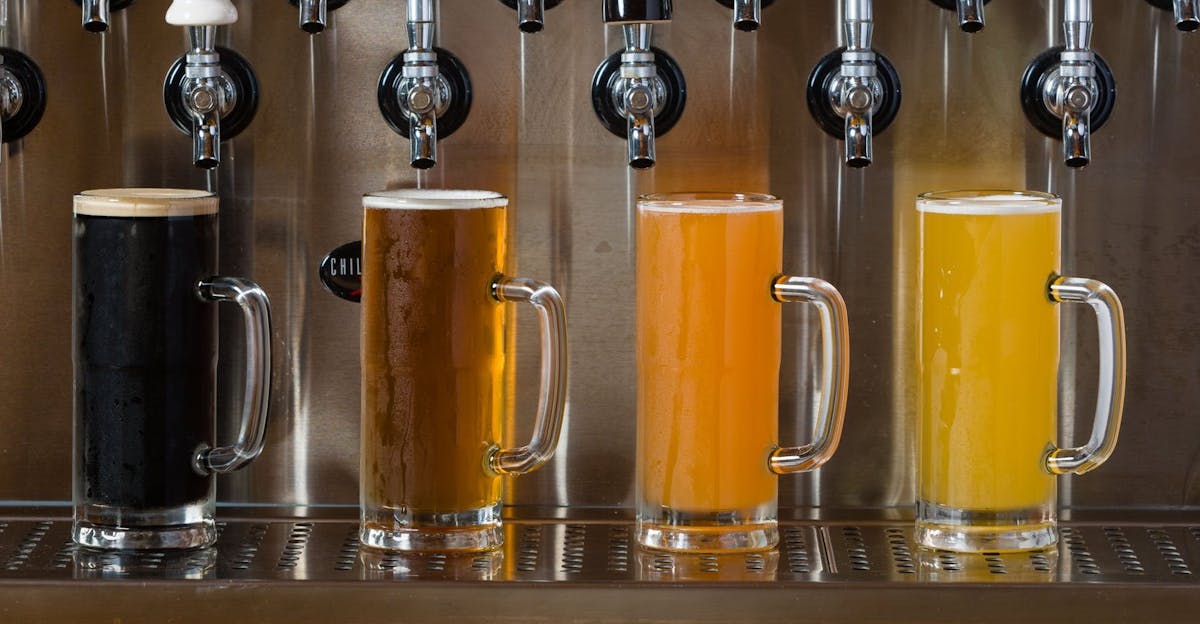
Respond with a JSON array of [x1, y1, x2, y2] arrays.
[[638, 192, 781, 214], [917, 190, 1061, 215], [73, 189, 218, 217], [363, 189, 507, 210]]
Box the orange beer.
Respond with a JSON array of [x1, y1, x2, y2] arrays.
[[638, 193, 802, 552]]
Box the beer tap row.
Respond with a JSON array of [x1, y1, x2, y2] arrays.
[[0, 0, 1192, 171]]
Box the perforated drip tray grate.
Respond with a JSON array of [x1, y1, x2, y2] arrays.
[[0, 509, 1196, 585]]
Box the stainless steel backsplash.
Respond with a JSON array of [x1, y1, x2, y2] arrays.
[[0, 0, 1196, 510]]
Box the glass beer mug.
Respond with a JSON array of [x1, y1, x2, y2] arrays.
[[916, 190, 1126, 552], [636, 192, 849, 552], [73, 189, 272, 550], [359, 189, 567, 552]]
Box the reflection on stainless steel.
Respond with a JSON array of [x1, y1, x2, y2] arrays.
[[0, 508, 1193, 585], [73, 547, 218, 580], [0, 0, 1194, 517]]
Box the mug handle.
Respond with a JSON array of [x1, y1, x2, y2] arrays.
[[1044, 275, 1126, 475], [192, 276, 273, 475], [487, 275, 568, 476], [768, 276, 850, 474]]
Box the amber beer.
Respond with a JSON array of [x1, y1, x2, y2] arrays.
[[637, 192, 849, 553], [360, 190, 505, 550], [359, 189, 567, 552], [916, 190, 1126, 552]]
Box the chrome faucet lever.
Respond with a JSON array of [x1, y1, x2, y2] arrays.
[[733, 0, 761, 31], [807, 0, 901, 168], [1021, 0, 1116, 168], [1175, 0, 1200, 30], [298, 0, 326, 33], [929, 0, 988, 33], [82, 0, 109, 33], [78, 0, 134, 33], [1146, 0, 1200, 32], [165, 0, 258, 170], [377, 0, 472, 166], [182, 25, 227, 170], [836, 0, 879, 167], [517, 0, 545, 33], [618, 24, 659, 169], [399, 0, 443, 169], [593, 0, 685, 169], [956, 0, 986, 31]]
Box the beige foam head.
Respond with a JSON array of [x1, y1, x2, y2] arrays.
[[73, 189, 218, 217], [917, 190, 1061, 215], [363, 189, 507, 211], [638, 192, 781, 214]]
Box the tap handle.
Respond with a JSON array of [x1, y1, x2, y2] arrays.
[[166, 0, 238, 26], [733, 0, 761, 31]]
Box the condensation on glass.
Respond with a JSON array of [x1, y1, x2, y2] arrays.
[[72, 188, 273, 550], [915, 189, 1125, 552], [358, 189, 567, 552], [635, 192, 850, 552]]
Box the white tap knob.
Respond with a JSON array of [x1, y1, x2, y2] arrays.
[[166, 0, 237, 26]]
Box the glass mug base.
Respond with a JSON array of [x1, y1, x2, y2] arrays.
[[72, 502, 216, 550], [636, 507, 778, 553], [359, 502, 504, 552], [916, 500, 1057, 553]]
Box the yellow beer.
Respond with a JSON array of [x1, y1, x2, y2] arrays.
[[917, 191, 1060, 514], [637, 195, 782, 520]]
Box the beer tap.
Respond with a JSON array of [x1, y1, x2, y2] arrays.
[[291, 0, 351, 35], [400, 0, 439, 168], [806, 0, 902, 168], [377, 0, 473, 169], [163, 0, 260, 170], [1020, 0, 1117, 168], [929, 0, 988, 33], [73, 0, 135, 34], [0, 48, 48, 164], [713, 0, 774, 31], [590, 0, 687, 169], [1146, 0, 1199, 32]]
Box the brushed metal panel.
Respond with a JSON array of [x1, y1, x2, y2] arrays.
[[0, 0, 1196, 512]]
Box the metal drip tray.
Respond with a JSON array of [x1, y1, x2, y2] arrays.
[[0, 507, 1198, 622]]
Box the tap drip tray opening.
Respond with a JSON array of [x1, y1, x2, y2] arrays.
[[0, 48, 47, 143], [162, 46, 260, 142], [377, 47, 473, 141], [590, 47, 687, 141], [1020, 46, 1117, 141], [805, 47, 902, 142]]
